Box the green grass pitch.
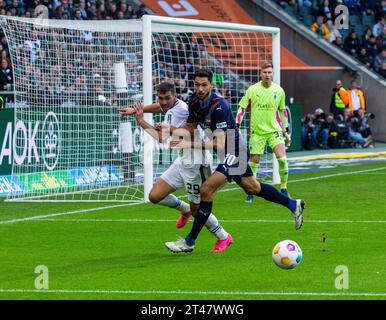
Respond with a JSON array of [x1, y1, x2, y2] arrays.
[[0, 162, 385, 300]]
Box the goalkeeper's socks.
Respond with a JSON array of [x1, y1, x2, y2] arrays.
[[277, 156, 289, 186], [158, 194, 190, 214], [257, 183, 296, 211], [205, 213, 229, 240], [187, 201, 212, 242], [249, 161, 260, 178]]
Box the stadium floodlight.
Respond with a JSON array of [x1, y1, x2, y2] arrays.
[[1, 15, 280, 202]]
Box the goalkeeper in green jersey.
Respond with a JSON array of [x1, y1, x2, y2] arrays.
[[236, 61, 291, 203]]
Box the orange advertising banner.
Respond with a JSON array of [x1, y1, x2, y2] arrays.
[[142, 0, 308, 70]]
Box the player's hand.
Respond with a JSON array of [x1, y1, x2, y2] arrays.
[[119, 107, 136, 116], [170, 139, 191, 149], [134, 102, 144, 120], [154, 122, 163, 131], [284, 131, 292, 146]]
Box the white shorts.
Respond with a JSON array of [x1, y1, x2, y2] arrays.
[[160, 161, 213, 204]]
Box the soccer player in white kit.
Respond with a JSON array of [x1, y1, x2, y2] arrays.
[[120, 81, 230, 252]]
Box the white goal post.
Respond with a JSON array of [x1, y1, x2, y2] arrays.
[[1, 15, 280, 202]]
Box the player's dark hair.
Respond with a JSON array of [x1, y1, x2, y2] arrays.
[[261, 61, 274, 70], [156, 81, 176, 95], [193, 68, 213, 83]]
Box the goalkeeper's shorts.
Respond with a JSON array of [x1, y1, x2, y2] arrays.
[[249, 131, 285, 155]]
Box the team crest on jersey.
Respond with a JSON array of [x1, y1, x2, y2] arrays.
[[203, 117, 211, 128]]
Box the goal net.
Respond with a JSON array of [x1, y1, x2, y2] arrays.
[[1, 15, 280, 202]]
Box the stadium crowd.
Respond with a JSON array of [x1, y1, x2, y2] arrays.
[[0, 0, 238, 106], [275, 0, 386, 79], [301, 78, 374, 150]]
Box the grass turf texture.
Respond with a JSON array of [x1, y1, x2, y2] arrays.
[[0, 161, 386, 300]]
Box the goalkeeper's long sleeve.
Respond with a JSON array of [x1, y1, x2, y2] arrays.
[[236, 106, 246, 127], [278, 108, 289, 131]]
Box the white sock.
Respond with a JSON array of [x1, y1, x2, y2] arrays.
[[205, 213, 229, 240], [158, 194, 190, 214]]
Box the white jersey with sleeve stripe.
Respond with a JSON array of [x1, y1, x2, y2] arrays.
[[163, 99, 212, 168]]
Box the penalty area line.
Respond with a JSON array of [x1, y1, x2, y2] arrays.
[[0, 288, 386, 297]]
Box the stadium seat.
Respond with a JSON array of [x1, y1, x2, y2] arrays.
[[349, 15, 361, 27], [283, 4, 296, 17], [339, 28, 349, 40], [362, 15, 375, 27], [303, 14, 315, 27], [300, 5, 312, 17]]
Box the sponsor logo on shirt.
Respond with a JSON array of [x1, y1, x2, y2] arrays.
[[216, 122, 227, 129]]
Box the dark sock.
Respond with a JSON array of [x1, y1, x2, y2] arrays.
[[186, 201, 212, 245], [257, 183, 296, 211]]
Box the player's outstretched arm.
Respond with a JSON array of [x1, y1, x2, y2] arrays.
[[119, 102, 162, 116], [134, 103, 167, 143]]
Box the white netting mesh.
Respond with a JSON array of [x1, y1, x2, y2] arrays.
[[2, 16, 275, 202]]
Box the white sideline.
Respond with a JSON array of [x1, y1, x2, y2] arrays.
[[0, 288, 385, 297], [1, 165, 386, 226]]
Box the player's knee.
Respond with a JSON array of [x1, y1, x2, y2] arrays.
[[200, 184, 214, 201], [148, 191, 161, 204], [244, 182, 261, 195]]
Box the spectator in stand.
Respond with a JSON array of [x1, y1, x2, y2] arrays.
[[363, 0, 378, 17], [344, 31, 360, 56], [341, 107, 372, 148], [374, 48, 386, 72], [135, 3, 147, 19], [356, 108, 373, 140], [332, 36, 344, 49], [312, 108, 330, 149], [374, 1, 386, 21], [326, 19, 342, 43], [373, 16, 385, 37], [127, 4, 134, 18], [348, 80, 366, 116], [376, 25, 386, 49], [78, 0, 88, 20], [311, 15, 330, 40], [361, 26, 374, 45], [356, 47, 373, 68], [301, 113, 315, 150], [325, 112, 339, 148], [296, 0, 312, 16], [319, 0, 333, 20], [329, 79, 349, 118], [364, 34, 380, 58], [108, 3, 118, 19], [73, 8, 82, 20], [345, 0, 362, 16], [0, 58, 12, 90]]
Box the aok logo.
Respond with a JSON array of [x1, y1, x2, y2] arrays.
[[42, 112, 60, 171], [158, 0, 198, 17], [0, 111, 61, 171]]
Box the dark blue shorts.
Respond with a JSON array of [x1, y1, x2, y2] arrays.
[[215, 153, 253, 184]]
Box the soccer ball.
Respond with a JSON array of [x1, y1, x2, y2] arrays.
[[272, 240, 302, 269]]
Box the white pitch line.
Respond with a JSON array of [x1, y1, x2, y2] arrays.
[[0, 288, 386, 297], [37, 218, 386, 224], [1, 165, 386, 226], [0, 202, 140, 225]]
